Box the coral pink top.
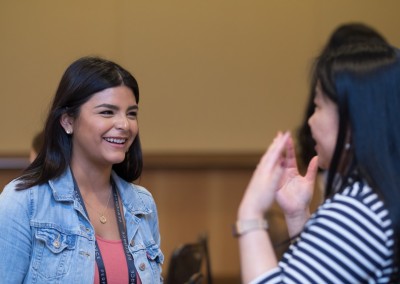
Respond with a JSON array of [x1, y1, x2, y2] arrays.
[[94, 236, 141, 284]]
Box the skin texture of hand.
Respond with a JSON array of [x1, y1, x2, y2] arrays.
[[275, 135, 319, 236], [238, 132, 290, 220]]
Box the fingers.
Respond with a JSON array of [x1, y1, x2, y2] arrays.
[[284, 134, 297, 169], [304, 156, 319, 183], [239, 132, 292, 218], [258, 132, 290, 171]]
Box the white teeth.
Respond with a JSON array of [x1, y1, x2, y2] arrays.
[[104, 138, 126, 144]]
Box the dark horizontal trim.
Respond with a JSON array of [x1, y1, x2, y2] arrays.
[[143, 152, 261, 170], [0, 152, 262, 170]]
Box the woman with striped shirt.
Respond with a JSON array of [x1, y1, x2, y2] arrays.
[[236, 25, 400, 283]]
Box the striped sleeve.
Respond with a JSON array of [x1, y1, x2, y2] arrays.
[[253, 182, 395, 284]]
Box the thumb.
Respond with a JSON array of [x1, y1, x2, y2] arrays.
[[304, 156, 319, 183]]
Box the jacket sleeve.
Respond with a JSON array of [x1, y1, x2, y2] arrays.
[[0, 181, 32, 282], [149, 194, 164, 282], [151, 199, 162, 252]]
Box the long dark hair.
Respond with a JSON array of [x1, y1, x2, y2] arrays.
[[17, 56, 143, 189], [317, 40, 400, 276], [297, 23, 388, 169]]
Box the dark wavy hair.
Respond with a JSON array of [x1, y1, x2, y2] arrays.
[[17, 56, 142, 189], [317, 40, 400, 278], [297, 23, 388, 169]]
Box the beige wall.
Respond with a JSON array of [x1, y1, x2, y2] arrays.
[[1, 1, 400, 154]]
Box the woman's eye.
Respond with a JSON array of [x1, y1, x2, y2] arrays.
[[128, 111, 137, 119], [100, 110, 114, 116]]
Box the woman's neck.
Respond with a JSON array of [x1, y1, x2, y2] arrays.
[[70, 159, 112, 194]]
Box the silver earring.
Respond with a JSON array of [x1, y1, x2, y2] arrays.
[[66, 129, 72, 134], [345, 143, 351, 150]]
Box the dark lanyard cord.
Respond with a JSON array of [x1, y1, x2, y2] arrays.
[[111, 180, 137, 284], [72, 176, 137, 284]]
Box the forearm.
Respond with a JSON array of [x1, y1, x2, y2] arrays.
[[237, 207, 278, 283], [238, 228, 278, 283]]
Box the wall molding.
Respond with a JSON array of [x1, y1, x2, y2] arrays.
[[0, 152, 262, 170]]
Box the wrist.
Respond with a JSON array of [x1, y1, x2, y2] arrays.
[[284, 210, 310, 237], [232, 218, 268, 238], [238, 203, 265, 220], [283, 208, 310, 221]]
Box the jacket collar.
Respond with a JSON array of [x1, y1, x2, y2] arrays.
[[48, 168, 75, 201], [111, 171, 152, 215], [48, 168, 151, 216]]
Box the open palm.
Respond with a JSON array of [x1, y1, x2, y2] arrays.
[[275, 135, 318, 218]]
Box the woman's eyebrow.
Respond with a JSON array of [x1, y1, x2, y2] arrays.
[[94, 104, 138, 110], [127, 105, 139, 111]]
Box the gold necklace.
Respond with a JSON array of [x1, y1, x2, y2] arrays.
[[84, 189, 113, 224]]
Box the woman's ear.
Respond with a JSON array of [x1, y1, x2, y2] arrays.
[[60, 113, 74, 135]]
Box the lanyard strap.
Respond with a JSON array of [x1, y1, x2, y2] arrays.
[[111, 180, 137, 284], [72, 176, 137, 284]]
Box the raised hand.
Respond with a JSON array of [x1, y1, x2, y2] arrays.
[[238, 132, 291, 220], [275, 134, 319, 236]]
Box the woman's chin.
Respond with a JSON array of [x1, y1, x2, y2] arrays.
[[107, 154, 126, 165]]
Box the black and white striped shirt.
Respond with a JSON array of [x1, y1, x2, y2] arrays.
[[252, 181, 397, 284]]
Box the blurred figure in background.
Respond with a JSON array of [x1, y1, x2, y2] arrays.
[[237, 23, 399, 283], [267, 23, 389, 259]]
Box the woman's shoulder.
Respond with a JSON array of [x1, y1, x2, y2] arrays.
[[128, 183, 155, 208], [114, 177, 152, 197], [1, 177, 68, 212], [317, 181, 392, 234], [334, 181, 387, 213], [111, 172, 151, 195], [127, 182, 155, 203], [288, 181, 395, 283], [0, 179, 39, 220], [1, 178, 35, 200], [112, 174, 156, 213], [131, 183, 153, 197]]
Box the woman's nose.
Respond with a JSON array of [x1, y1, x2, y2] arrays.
[[115, 115, 129, 130], [307, 114, 314, 128]]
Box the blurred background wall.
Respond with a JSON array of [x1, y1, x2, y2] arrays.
[[1, 1, 400, 282], [1, 1, 399, 154]]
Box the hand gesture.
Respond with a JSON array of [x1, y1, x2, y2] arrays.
[[238, 132, 291, 220], [275, 134, 319, 219]]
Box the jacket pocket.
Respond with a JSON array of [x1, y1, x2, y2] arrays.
[[146, 242, 164, 282], [32, 227, 77, 280], [131, 241, 164, 283], [146, 243, 164, 264]]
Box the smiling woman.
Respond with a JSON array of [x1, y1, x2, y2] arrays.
[[60, 86, 139, 169], [0, 56, 164, 283]]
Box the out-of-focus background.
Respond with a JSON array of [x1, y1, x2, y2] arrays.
[[1, 1, 400, 282]]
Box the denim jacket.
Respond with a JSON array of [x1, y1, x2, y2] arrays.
[[0, 168, 164, 283]]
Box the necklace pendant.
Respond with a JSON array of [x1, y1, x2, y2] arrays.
[[99, 215, 107, 224]]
